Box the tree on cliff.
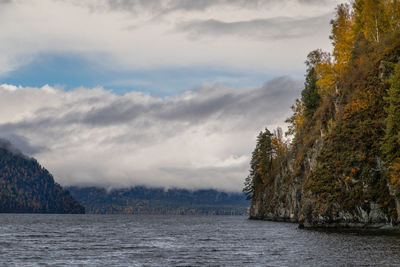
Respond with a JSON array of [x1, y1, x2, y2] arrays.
[[382, 62, 400, 192], [301, 50, 329, 118], [382, 62, 400, 162], [248, 0, 400, 224], [330, 3, 354, 74], [243, 129, 273, 200], [243, 128, 288, 200], [353, 0, 389, 44]]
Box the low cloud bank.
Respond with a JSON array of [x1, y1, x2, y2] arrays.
[[0, 77, 301, 191]]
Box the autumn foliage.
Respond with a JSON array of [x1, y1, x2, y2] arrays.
[[245, 0, 400, 218]]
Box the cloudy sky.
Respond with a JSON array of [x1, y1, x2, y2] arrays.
[[0, 0, 344, 191]]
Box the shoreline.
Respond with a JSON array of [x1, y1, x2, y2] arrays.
[[249, 216, 400, 233]]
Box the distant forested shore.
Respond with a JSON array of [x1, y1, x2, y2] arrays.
[[0, 138, 248, 215], [67, 186, 248, 215]]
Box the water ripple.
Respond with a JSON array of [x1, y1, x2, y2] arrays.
[[0, 214, 400, 266]]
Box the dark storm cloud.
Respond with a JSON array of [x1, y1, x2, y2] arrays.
[[176, 14, 332, 40]]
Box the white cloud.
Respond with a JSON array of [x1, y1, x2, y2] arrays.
[[0, 0, 343, 77], [0, 78, 301, 191], [0, 0, 346, 191]]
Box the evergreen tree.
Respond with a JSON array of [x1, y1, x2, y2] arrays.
[[243, 129, 273, 200], [382, 62, 400, 162], [243, 148, 261, 200], [301, 67, 320, 118], [301, 50, 329, 118]]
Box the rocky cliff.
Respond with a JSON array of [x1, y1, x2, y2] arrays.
[[249, 138, 400, 229], [246, 1, 400, 229]]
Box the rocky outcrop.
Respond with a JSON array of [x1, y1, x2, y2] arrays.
[[248, 2, 400, 231], [299, 201, 393, 229], [249, 155, 300, 223], [249, 139, 400, 230]]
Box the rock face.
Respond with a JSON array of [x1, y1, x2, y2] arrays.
[[247, 3, 400, 230], [250, 155, 300, 223], [249, 139, 400, 229], [0, 142, 85, 214]]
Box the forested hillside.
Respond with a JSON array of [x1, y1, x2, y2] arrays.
[[0, 140, 84, 213], [245, 0, 400, 228], [68, 186, 248, 215]]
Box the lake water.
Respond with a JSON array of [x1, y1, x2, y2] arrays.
[[0, 214, 400, 266]]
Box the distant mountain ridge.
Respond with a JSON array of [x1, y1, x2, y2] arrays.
[[67, 186, 249, 215], [0, 139, 84, 213]]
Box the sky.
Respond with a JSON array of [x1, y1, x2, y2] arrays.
[[0, 0, 344, 191]]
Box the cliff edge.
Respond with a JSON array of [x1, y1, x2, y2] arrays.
[[245, 1, 400, 229]]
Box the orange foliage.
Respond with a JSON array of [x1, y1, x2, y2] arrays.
[[316, 59, 336, 97], [343, 89, 375, 117], [331, 3, 355, 78], [390, 158, 400, 190]]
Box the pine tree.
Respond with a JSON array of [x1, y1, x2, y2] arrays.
[[302, 67, 320, 118], [301, 50, 329, 118], [382, 62, 400, 162], [243, 129, 273, 200]]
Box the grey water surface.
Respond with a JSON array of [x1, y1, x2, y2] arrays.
[[0, 214, 400, 266]]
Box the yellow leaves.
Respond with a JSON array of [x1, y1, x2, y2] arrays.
[[345, 99, 367, 117], [343, 89, 374, 117], [353, 0, 392, 44], [385, 0, 400, 31], [314, 4, 354, 98], [331, 3, 354, 78], [315, 60, 336, 97], [389, 158, 400, 189], [295, 113, 304, 131], [271, 136, 285, 152]]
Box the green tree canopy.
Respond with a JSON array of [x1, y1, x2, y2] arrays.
[[382, 62, 400, 162], [243, 129, 273, 200], [301, 67, 320, 118]]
